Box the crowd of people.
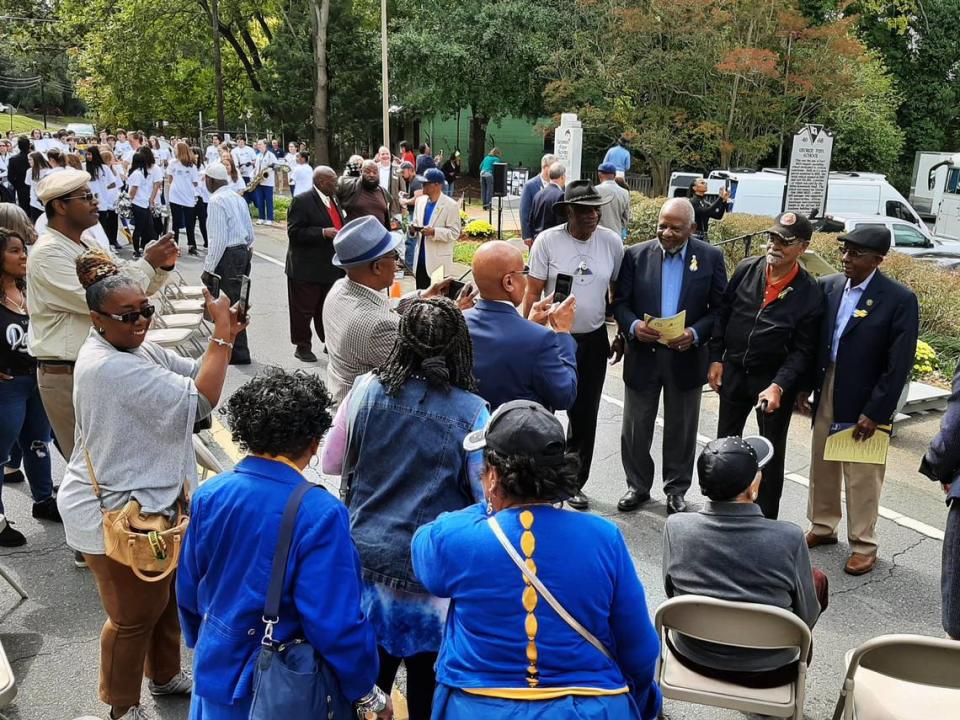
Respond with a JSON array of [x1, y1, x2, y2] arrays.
[[0, 126, 957, 720]]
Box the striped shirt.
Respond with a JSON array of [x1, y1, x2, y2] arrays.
[[204, 185, 255, 273]]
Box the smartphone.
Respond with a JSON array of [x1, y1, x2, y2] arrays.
[[207, 272, 222, 299], [554, 273, 574, 303], [237, 275, 251, 323], [444, 279, 465, 300]]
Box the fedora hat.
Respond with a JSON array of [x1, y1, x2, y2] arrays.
[[332, 215, 403, 268], [554, 179, 612, 209]]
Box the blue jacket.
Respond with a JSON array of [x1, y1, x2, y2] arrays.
[[812, 271, 919, 424], [921, 358, 960, 503], [531, 182, 565, 239], [613, 237, 727, 391], [346, 377, 487, 594], [520, 175, 545, 240], [412, 503, 662, 719], [603, 145, 631, 173], [177, 457, 379, 705], [465, 299, 578, 412]]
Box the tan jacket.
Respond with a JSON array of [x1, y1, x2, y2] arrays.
[[411, 193, 461, 278], [26, 228, 167, 361]]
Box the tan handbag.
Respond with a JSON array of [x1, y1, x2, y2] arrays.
[[82, 441, 189, 583]]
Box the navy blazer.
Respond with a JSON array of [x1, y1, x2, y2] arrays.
[[464, 299, 578, 412], [531, 182, 565, 239], [812, 271, 919, 424], [920, 359, 960, 502], [613, 237, 727, 391]]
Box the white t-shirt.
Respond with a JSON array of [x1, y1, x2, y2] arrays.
[[155, 145, 172, 168], [528, 224, 625, 334], [27, 166, 62, 211], [91, 167, 119, 211], [148, 165, 165, 203], [290, 163, 314, 196], [253, 151, 276, 188], [205, 144, 221, 165], [283, 152, 297, 169], [231, 146, 256, 177], [127, 169, 153, 208], [166, 160, 199, 207], [196, 164, 211, 203], [115, 140, 132, 157]]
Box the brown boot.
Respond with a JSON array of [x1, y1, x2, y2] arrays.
[[805, 532, 838, 549], [844, 552, 877, 576]]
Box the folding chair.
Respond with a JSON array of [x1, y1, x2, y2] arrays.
[[831, 633, 960, 719], [162, 269, 205, 299], [655, 595, 811, 720], [194, 434, 225, 485], [146, 327, 205, 356]]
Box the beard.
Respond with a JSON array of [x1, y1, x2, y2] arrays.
[[361, 178, 380, 190]]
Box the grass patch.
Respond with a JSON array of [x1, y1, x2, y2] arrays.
[[2, 114, 73, 135]]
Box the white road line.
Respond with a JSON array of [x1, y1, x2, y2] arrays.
[[252, 250, 285, 268], [600, 394, 945, 542]]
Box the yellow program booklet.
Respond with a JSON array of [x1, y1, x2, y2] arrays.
[[823, 423, 892, 465], [643, 311, 687, 345]]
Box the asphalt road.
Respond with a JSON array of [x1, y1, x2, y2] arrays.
[[0, 226, 950, 719]]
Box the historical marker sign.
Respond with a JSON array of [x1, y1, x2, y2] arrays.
[[553, 112, 583, 182], [784, 124, 834, 217]]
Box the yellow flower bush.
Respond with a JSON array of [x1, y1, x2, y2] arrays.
[[914, 339, 938, 379], [463, 219, 496, 239]]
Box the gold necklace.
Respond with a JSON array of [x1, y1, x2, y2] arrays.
[[1, 288, 25, 314]]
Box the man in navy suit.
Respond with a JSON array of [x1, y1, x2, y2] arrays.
[[613, 198, 727, 514], [519, 153, 555, 247], [801, 225, 918, 576], [465, 240, 578, 412], [529, 162, 566, 241]]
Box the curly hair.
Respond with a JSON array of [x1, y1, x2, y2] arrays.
[[0, 228, 27, 303], [484, 449, 581, 503], [376, 297, 477, 397], [221, 367, 334, 458]]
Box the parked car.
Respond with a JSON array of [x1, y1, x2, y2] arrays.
[[818, 214, 960, 270]]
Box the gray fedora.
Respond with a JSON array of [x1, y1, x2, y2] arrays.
[[554, 179, 612, 209], [331, 215, 404, 268]]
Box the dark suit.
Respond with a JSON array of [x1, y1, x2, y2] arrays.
[[464, 299, 578, 412], [807, 270, 918, 557], [7, 153, 30, 215], [285, 190, 346, 351], [530, 182, 565, 239], [613, 238, 727, 496]]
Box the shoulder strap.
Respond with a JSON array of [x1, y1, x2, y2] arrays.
[[263, 482, 316, 622], [80, 437, 102, 499], [486, 515, 612, 660]]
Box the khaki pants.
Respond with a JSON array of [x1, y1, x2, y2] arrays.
[[36, 364, 76, 461], [807, 365, 886, 557], [85, 554, 182, 709]]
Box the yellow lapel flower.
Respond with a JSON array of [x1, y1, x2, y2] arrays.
[[689, 255, 698, 272], [853, 309, 868, 318]]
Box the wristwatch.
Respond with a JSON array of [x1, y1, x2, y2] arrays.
[[355, 685, 388, 715]]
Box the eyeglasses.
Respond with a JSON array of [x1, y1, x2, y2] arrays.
[[842, 246, 881, 258], [506, 265, 530, 276], [103, 304, 156, 324], [60, 192, 99, 204], [765, 232, 804, 247]]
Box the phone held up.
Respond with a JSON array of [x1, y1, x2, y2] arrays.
[[554, 273, 574, 303], [444, 279, 465, 300], [207, 273, 222, 299], [237, 275, 251, 323]]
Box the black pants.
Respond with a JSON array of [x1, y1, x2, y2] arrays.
[[569, 326, 610, 489], [376, 646, 437, 720], [206, 246, 252, 363], [287, 278, 335, 349], [195, 199, 208, 247], [27, 205, 42, 222], [716, 361, 796, 519], [13, 183, 29, 215], [131, 205, 157, 253], [170, 202, 197, 248], [98, 210, 119, 248], [944, 499, 960, 640]]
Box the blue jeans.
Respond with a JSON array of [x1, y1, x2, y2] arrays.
[[254, 185, 274, 221], [404, 231, 418, 270], [0, 374, 54, 513], [480, 173, 493, 208], [444, 182, 454, 197]]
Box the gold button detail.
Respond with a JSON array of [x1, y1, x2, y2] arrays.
[[522, 585, 538, 612], [520, 530, 535, 557]]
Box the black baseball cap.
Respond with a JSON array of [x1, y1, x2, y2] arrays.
[[766, 211, 813, 244], [838, 225, 891, 255], [463, 400, 566, 466], [697, 436, 775, 501]]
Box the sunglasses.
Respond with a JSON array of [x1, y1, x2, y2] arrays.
[[60, 192, 99, 204], [102, 304, 156, 324], [765, 232, 804, 247], [841, 246, 881, 258]]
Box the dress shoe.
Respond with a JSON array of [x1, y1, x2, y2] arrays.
[[0, 520, 25, 548], [566, 492, 589, 511], [666, 494, 687, 514], [32, 497, 62, 523], [294, 348, 318, 363], [3, 469, 24, 484], [844, 552, 877, 576], [187, 247, 199, 256], [805, 532, 839, 549], [617, 490, 650, 512]]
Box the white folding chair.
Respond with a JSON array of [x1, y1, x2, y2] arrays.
[[0, 638, 16, 713], [146, 327, 204, 356], [155, 311, 211, 337], [655, 595, 811, 720], [832, 633, 960, 719], [194, 434, 225, 484]]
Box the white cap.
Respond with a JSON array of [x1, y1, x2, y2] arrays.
[[203, 162, 229, 181]]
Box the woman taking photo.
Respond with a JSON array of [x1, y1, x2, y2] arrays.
[[0, 227, 59, 548], [57, 250, 244, 720], [86, 145, 121, 249], [412, 400, 662, 720], [190, 146, 209, 249], [127, 148, 160, 258], [166, 142, 200, 255], [322, 298, 488, 720], [178, 368, 392, 720]]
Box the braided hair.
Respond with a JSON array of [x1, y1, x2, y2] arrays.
[[376, 297, 477, 397]]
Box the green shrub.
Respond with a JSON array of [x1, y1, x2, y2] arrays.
[[454, 241, 482, 265], [248, 194, 291, 222]]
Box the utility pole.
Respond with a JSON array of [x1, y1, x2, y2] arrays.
[[211, 0, 226, 133], [381, 0, 390, 152], [40, 76, 46, 129]]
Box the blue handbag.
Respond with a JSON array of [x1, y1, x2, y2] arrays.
[[248, 482, 356, 720]]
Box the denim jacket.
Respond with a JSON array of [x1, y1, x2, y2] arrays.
[[345, 376, 488, 594]]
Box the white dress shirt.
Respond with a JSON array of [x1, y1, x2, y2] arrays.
[[831, 270, 876, 362]]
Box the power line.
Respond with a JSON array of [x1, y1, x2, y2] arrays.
[[0, 16, 57, 23]]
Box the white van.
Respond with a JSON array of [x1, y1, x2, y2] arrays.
[[679, 169, 924, 225]]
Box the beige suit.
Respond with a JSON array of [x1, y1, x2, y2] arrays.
[[411, 193, 461, 278]]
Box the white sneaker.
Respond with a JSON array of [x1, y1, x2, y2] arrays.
[[109, 706, 152, 719], [264, 220, 273, 226], [148, 669, 193, 696], [256, 219, 264, 225]]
